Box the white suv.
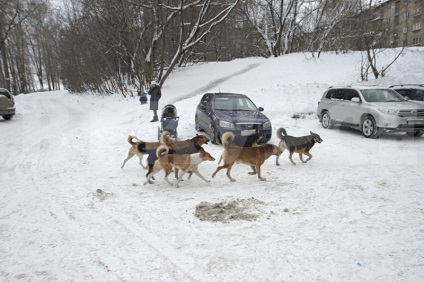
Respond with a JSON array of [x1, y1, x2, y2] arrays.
[[317, 86, 424, 138], [0, 88, 15, 120], [389, 84, 424, 101]]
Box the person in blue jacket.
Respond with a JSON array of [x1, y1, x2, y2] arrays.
[[139, 88, 147, 105]]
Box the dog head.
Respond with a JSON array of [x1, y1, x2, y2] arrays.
[[192, 134, 210, 145], [310, 131, 323, 144], [199, 149, 215, 162], [271, 144, 283, 156]]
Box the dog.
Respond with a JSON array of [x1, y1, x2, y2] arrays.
[[217, 131, 263, 164], [143, 145, 215, 187], [212, 131, 281, 182], [121, 135, 163, 169], [275, 127, 323, 166], [144, 131, 211, 182]]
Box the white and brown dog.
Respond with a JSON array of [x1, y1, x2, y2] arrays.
[[144, 145, 215, 187], [121, 135, 162, 169], [212, 132, 281, 182]]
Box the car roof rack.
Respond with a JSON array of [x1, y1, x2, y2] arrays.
[[389, 84, 424, 87]]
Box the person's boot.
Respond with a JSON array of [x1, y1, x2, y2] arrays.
[[150, 116, 158, 122]]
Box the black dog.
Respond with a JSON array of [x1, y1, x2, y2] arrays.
[[275, 127, 323, 165]]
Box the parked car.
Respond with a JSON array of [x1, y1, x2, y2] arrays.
[[195, 92, 272, 145], [317, 86, 424, 138], [389, 84, 424, 101], [0, 88, 15, 120]]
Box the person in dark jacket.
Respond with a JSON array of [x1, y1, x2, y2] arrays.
[[148, 80, 162, 122]]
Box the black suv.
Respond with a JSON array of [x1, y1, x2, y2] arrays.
[[195, 93, 272, 145], [0, 88, 16, 120]]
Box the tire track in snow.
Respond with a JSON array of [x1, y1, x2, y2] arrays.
[[107, 211, 208, 281], [168, 62, 263, 104]]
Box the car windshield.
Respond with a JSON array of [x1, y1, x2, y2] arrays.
[[360, 89, 406, 102], [213, 96, 258, 111]]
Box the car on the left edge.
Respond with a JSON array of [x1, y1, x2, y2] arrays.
[[195, 92, 272, 145], [0, 88, 16, 121]]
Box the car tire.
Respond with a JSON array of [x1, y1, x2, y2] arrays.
[[406, 130, 424, 137], [321, 111, 333, 129], [2, 114, 14, 120], [208, 123, 219, 145], [361, 116, 379, 139], [195, 116, 202, 132]]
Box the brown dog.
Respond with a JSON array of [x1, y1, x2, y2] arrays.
[[121, 135, 162, 169], [160, 131, 210, 150], [212, 132, 281, 182], [144, 145, 215, 187], [275, 127, 323, 166]]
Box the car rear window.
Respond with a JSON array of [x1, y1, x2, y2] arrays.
[[0, 90, 11, 99]]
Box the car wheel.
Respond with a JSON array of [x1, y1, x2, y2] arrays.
[[2, 115, 13, 120], [406, 130, 424, 137], [361, 116, 379, 139], [208, 124, 218, 145], [195, 116, 202, 132], [321, 111, 333, 129]]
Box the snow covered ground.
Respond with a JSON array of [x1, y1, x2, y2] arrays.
[[1, 48, 424, 281]]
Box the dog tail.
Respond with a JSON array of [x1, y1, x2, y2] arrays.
[[276, 128, 287, 139], [160, 130, 171, 145], [128, 135, 140, 145], [221, 131, 235, 149], [156, 144, 169, 158]]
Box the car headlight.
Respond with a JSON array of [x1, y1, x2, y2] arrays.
[[219, 120, 235, 128], [378, 108, 398, 115], [262, 121, 271, 129]]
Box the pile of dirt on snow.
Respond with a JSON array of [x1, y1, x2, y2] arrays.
[[195, 198, 264, 223]]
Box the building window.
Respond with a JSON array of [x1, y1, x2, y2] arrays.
[[412, 37, 421, 45], [395, 15, 400, 25], [405, 11, 410, 19], [395, 2, 400, 13], [386, 18, 391, 24], [413, 22, 422, 31], [415, 8, 423, 16], [403, 26, 408, 33]]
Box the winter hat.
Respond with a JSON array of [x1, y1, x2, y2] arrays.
[[151, 80, 158, 85]]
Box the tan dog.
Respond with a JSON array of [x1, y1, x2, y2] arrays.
[[275, 127, 323, 166], [121, 135, 162, 169], [212, 132, 282, 182], [144, 145, 215, 187], [157, 131, 210, 179]]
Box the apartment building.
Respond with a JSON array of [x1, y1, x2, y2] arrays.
[[372, 0, 423, 47]]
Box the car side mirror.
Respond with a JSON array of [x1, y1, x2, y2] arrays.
[[405, 96, 410, 101], [351, 97, 361, 103], [258, 107, 264, 111]]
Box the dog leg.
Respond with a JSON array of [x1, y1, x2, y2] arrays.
[[121, 150, 135, 168], [164, 170, 174, 186], [191, 167, 210, 183], [225, 165, 236, 182], [174, 170, 187, 188], [139, 156, 147, 169], [248, 165, 257, 175], [212, 164, 236, 182], [289, 151, 297, 165], [276, 142, 286, 166], [303, 152, 312, 162], [143, 164, 161, 185], [256, 164, 266, 181]]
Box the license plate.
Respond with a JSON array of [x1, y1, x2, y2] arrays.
[[241, 129, 256, 136]]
